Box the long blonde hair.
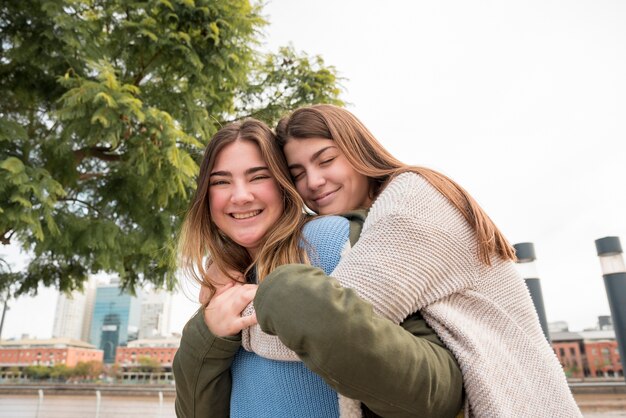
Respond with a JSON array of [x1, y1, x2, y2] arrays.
[[276, 104, 516, 265], [179, 120, 308, 298]]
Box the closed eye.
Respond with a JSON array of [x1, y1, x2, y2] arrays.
[[251, 175, 271, 181], [291, 170, 305, 181], [320, 157, 335, 166]]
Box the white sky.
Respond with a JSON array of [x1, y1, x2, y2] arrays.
[[2, 0, 625, 339]]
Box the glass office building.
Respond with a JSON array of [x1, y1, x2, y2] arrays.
[[89, 284, 141, 363]]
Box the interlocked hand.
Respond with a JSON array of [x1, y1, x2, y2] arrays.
[[203, 282, 258, 337]]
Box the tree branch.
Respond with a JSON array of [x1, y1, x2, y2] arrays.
[[73, 146, 121, 164], [58, 197, 103, 216], [78, 172, 106, 181], [1, 230, 15, 246], [221, 103, 282, 125], [40, 121, 59, 142], [134, 49, 163, 86], [221, 87, 288, 125]]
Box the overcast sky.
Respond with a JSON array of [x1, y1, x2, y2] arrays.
[[2, 0, 625, 339]]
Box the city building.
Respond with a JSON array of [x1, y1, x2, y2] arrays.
[[52, 276, 175, 364], [115, 336, 180, 368], [548, 321, 569, 333], [579, 330, 622, 378], [138, 290, 172, 339], [89, 281, 141, 363], [552, 329, 622, 379], [0, 338, 103, 367], [51, 278, 96, 342], [598, 315, 613, 330]]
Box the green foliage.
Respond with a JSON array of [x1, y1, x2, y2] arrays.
[[233, 46, 344, 126], [135, 355, 162, 372], [11, 362, 105, 382], [23, 365, 51, 380], [72, 360, 103, 380], [105, 362, 120, 378], [0, 0, 343, 295], [49, 363, 72, 380]]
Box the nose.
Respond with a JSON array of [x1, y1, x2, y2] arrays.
[[230, 182, 254, 204], [306, 170, 326, 191]]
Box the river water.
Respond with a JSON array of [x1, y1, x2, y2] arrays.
[[0, 394, 175, 418], [2, 392, 626, 417]]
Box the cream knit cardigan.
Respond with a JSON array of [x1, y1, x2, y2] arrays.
[[242, 172, 581, 418]]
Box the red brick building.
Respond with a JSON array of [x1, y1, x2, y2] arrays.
[[553, 338, 585, 378], [115, 337, 179, 367], [551, 330, 622, 379], [585, 340, 622, 378], [0, 338, 103, 367]]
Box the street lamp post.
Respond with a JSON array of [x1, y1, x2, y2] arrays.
[[0, 289, 8, 340], [0, 259, 10, 341], [514, 242, 550, 341], [595, 236, 626, 383]]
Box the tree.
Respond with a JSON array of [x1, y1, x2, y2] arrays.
[[50, 363, 72, 381], [72, 360, 103, 381], [0, 0, 343, 295], [23, 364, 51, 380], [7, 366, 22, 379], [104, 362, 120, 380], [136, 355, 161, 373]]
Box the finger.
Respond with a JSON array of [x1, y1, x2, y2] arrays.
[[242, 285, 258, 300], [212, 281, 236, 298], [237, 284, 258, 299], [232, 286, 257, 309], [206, 284, 246, 314], [241, 283, 258, 290], [198, 285, 213, 305], [235, 313, 258, 331]]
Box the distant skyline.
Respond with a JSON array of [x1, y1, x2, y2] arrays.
[[2, 0, 626, 339]]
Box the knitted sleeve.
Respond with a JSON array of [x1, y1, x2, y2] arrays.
[[333, 172, 478, 323], [331, 213, 476, 324]]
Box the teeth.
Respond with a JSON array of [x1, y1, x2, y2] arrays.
[[231, 210, 261, 219]]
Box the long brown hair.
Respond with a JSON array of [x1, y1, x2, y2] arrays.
[[276, 104, 516, 265], [179, 119, 309, 298]]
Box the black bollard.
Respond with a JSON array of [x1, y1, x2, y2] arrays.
[[595, 236, 626, 383], [514, 242, 551, 342]]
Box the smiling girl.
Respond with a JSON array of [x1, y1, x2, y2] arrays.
[[242, 105, 582, 417]]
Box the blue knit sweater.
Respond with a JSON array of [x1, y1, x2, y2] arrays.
[[230, 216, 350, 418]]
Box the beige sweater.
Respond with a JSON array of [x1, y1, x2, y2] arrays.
[[243, 172, 581, 417]]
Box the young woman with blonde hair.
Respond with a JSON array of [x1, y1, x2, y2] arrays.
[[173, 119, 463, 418], [241, 105, 582, 417]]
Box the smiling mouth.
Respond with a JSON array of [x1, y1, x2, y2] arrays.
[[313, 188, 340, 203], [230, 210, 262, 220]]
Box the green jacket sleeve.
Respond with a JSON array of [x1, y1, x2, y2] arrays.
[[173, 308, 241, 418], [254, 266, 463, 418]]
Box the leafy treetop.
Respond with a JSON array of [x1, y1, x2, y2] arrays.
[[0, 0, 343, 296]]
